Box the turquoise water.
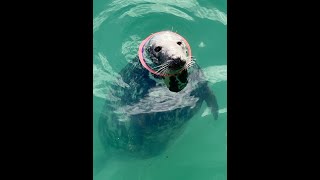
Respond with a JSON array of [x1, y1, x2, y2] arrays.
[[93, 0, 227, 179]]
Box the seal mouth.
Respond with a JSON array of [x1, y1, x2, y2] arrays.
[[138, 31, 192, 77], [168, 58, 186, 70]]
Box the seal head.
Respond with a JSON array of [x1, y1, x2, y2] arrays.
[[138, 31, 193, 92]]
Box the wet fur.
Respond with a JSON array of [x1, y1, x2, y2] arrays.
[[99, 57, 218, 158]]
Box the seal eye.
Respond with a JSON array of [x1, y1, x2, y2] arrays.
[[154, 46, 162, 52], [177, 41, 182, 45]]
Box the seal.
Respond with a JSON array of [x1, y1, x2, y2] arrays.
[[99, 31, 219, 158]]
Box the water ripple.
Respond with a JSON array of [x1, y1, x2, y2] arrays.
[[119, 4, 194, 21], [93, 0, 227, 33], [93, 53, 129, 99], [121, 35, 141, 62], [201, 65, 227, 84]]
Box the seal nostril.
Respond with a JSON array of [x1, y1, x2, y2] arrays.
[[173, 58, 181, 64], [171, 58, 185, 67], [154, 46, 162, 52]]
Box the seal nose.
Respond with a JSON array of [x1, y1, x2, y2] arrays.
[[170, 57, 186, 70], [174, 58, 185, 65]]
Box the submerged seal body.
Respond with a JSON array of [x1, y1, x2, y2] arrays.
[[99, 31, 218, 158]]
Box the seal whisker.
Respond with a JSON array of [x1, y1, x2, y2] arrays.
[[154, 63, 169, 69], [153, 62, 170, 68], [186, 61, 195, 68], [156, 65, 169, 74], [155, 64, 169, 73], [157, 68, 166, 75], [160, 67, 169, 74], [187, 61, 195, 66], [155, 66, 168, 72], [160, 67, 170, 75], [159, 66, 170, 74], [155, 64, 169, 72]]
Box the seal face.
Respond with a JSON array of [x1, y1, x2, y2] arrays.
[[145, 31, 190, 71], [99, 31, 219, 158], [139, 31, 194, 92]]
